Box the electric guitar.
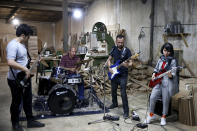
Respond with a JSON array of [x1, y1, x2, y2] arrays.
[[148, 66, 183, 88], [108, 53, 140, 80], [17, 43, 47, 87]]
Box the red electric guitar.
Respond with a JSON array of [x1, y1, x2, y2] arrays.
[[148, 66, 183, 88]]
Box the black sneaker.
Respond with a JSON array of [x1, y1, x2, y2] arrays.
[[12, 123, 24, 131], [123, 112, 129, 119], [27, 120, 45, 128], [108, 104, 118, 109]]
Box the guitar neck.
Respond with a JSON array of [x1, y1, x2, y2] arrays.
[[156, 70, 170, 79], [155, 67, 179, 79], [28, 43, 47, 73], [117, 54, 139, 68], [29, 57, 40, 73]]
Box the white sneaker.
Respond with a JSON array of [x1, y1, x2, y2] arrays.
[[160, 117, 166, 126], [144, 114, 156, 124]]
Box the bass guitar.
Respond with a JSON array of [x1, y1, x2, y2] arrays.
[[148, 66, 183, 88], [108, 53, 140, 80], [17, 43, 47, 87]]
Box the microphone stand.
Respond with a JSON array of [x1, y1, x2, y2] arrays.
[[88, 65, 119, 126]]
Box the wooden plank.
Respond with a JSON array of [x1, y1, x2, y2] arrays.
[[0, 1, 63, 11], [192, 87, 197, 125], [1, 39, 8, 62], [130, 78, 150, 90], [0, 39, 2, 61], [179, 96, 195, 126], [28, 36, 38, 58], [180, 33, 189, 47], [189, 97, 195, 125], [182, 59, 195, 76], [162, 34, 168, 43]]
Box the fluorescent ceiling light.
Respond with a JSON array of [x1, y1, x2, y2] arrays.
[[73, 9, 82, 19], [12, 18, 20, 25]]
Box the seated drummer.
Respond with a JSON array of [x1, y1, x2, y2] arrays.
[[59, 46, 87, 106]]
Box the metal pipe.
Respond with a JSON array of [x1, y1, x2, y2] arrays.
[[148, 0, 155, 66], [63, 0, 69, 52]]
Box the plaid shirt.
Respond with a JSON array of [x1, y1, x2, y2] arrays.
[[60, 54, 80, 69]]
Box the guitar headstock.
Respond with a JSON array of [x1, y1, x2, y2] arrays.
[[43, 42, 47, 50], [131, 52, 140, 59], [171, 66, 184, 72]]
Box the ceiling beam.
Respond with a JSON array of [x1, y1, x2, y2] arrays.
[[6, 0, 24, 23], [23, 0, 62, 6], [0, 1, 90, 12], [0, 1, 64, 12], [6, 7, 21, 23]]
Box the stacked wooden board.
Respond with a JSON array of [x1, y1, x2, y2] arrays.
[[179, 96, 195, 126], [0, 34, 15, 62], [193, 87, 197, 125], [176, 87, 197, 126], [28, 36, 38, 59]]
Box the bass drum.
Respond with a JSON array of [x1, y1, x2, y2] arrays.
[[48, 84, 76, 114]]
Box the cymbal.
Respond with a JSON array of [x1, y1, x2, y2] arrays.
[[40, 60, 49, 67], [76, 59, 92, 65]]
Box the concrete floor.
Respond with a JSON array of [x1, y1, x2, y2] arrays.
[[0, 64, 197, 131]]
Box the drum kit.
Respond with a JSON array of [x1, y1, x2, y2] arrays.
[[37, 59, 93, 115]]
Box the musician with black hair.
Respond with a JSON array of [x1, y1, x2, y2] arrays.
[[106, 34, 132, 119], [144, 42, 178, 126], [6, 24, 45, 131]]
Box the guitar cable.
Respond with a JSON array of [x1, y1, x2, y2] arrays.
[[130, 91, 150, 131]]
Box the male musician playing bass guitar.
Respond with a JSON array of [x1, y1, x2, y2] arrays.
[[144, 43, 179, 126], [6, 24, 44, 131], [106, 34, 132, 119]]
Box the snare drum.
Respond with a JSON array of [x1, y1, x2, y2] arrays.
[[50, 67, 66, 83], [67, 74, 82, 84]]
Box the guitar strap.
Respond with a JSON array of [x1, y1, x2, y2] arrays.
[[26, 50, 32, 69], [121, 47, 126, 59], [119, 47, 127, 63]]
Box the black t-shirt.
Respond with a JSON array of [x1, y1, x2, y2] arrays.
[[109, 46, 132, 74]]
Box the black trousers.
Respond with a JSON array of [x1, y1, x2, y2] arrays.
[[7, 79, 33, 125], [111, 73, 129, 114]]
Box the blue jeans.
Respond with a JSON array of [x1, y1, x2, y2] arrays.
[[77, 80, 84, 100], [111, 73, 129, 114]]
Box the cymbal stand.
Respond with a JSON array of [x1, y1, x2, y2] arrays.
[[88, 66, 119, 126], [88, 66, 94, 105], [87, 66, 101, 106]]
